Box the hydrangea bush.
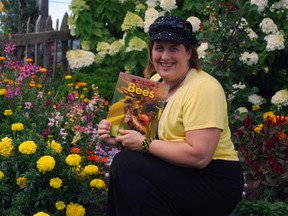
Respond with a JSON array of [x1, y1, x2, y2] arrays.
[[0, 43, 118, 215]]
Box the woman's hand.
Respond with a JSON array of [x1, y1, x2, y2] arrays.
[[97, 119, 120, 147], [115, 129, 145, 151]]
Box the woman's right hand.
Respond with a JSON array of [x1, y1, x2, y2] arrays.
[[97, 119, 121, 147]]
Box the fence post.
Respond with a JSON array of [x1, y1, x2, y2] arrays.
[[44, 16, 53, 73], [35, 15, 42, 66]]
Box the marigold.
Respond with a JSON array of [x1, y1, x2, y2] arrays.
[[4, 109, 13, 116], [0, 137, 14, 157], [263, 111, 275, 120], [55, 201, 66, 210], [0, 88, 7, 95], [65, 75, 72, 79], [66, 203, 85, 216], [18, 140, 37, 155], [33, 212, 50, 216], [254, 124, 263, 133], [0, 56, 6, 61], [39, 67, 47, 73], [0, 170, 4, 180], [11, 122, 24, 131], [90, 179, 106, 189], [49, 177, 62, 189], [47, 140, 62, 153], [70, 147, 81, 154], [16, 176, 28, 187], [65, 154, 82, 166], [83, 165, 99, 175], [36, 155, 56, 174]]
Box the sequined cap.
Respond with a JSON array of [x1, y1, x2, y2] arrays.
[[149, 16, 198, 46]]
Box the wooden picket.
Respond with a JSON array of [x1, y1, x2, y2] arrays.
[[0, 13, 76, 78]]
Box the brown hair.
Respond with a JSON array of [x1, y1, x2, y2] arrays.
[[144, 41, 201, 78]]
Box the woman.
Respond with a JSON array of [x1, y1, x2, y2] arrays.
[[97, 16, 244, 216]]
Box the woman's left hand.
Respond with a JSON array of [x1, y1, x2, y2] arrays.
[[115, 129, 145, 151]]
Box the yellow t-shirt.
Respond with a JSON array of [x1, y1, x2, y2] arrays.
[[151, 69, 239, 161]]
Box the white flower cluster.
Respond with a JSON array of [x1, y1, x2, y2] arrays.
[[271, 0, 288, 10], [271, 89, 288, 108], [197, 42, 208, 59], [236, 107, 249, 114], [260, 18, 278, 34], [245, 28, 258, 40], [96, 42, 111, 57], [160, 0, 177, 12], [144, 7, 160, 33], [239, 51, 259, 66], [125, 37, 147, 52], [248, 94, 265, 105], [146, 0, 159, 8], [66, 49, 95, 69], [259, 17, 285, 52], [264, 33, 285, 51], [250, 0, 268, 12], [187, 16, 202, 32], [232, 82, 246, 90], [121, 11, 144, 31]]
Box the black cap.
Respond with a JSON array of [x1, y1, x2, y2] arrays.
[[149, 16, 198, 46]]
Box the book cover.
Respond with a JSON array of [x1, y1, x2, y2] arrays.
[[107, 72, 168, 138]]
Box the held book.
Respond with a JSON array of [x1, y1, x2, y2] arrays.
[[107, 72, 168, 138]]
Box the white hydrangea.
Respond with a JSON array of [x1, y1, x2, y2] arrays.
[[146, 0, 159, 8], [109, 40, 124, 56], [264, 33, 285, 51], [259, 18, 278, 34], [271, 89, 288, 108], [232, 82, 246, 90], [144, 7, 160, 33], [250, 0, 268, 12], [125, 37, 147, 52], [236, 107, 249, 114], [239, 51, 259, 66], [159, 0, 177, 12], [197, 42, 208, 59], [245, 27, 258, 40], [271, 0, 288, 10], [187, 16, 202, 32], [66, 49, 95, 69], [248, 94, 265, 105], [121, 11, 144, 31], [96, 42, 111, 57], [238, 17, 248, 29]]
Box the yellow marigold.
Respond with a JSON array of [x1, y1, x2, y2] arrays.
[[80, 94, 85, 99], [83, 165, 99, 175], [0, 88, 7, 95], [252, 105, 260, 111], [37, 84, 43, 88], [76, 82, 87, 87], [39, 67, 47, 73], [29, 81, 36, 87], [0, 170, 5, 180], [49, 177, 62, 189], [4, 109, 13, 116], [11, 123, 24, 131], [84, 98, 89, 103], [0, 56, 6, 61], [18, 140, 37, 155], [66, 203, 85, 216], [65, 75, 72, 79], [65, 154, 82, 166], [26, 58, 33, 63], [47, 140, 62, 153], [254, 124, 263, 133], [77, 170, 87, 181], [0, 137, 14, 157], [16, 176, 28, 187], [263, 111, 275, 120], [47, 91, 52, 95], [33, 212, 50, 216], [67, 83, 74, 87], [36, 155, 56, 174], [55, 201, 66, 210], [90, 179, 106, 189]]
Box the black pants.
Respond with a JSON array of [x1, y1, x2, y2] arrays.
[[107, 150, 244, 216]]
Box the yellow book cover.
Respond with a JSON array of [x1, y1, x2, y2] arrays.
[[107, 72, 168, 138]]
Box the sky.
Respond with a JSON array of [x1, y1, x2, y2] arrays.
[[49, 0, 72, 29]]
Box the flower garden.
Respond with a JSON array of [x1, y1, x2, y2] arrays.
[[1, 0, 288, 215]]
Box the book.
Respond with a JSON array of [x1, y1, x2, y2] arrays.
[[107, 72, 169, 138]]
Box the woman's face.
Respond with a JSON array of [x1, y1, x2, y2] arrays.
[[152, 40, 191, 82]]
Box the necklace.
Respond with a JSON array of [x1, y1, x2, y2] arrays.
[[168, 69, 190, 93]]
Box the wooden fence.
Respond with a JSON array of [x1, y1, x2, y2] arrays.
[[0, 13, 76, 78]]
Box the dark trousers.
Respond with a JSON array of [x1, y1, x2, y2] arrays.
[[107, 150, 244, 216]]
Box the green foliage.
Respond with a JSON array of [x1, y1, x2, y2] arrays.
[[234, 200, 288, 216]]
